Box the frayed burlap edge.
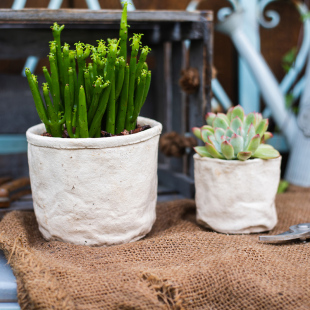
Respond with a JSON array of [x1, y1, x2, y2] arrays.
[[141, 272, 185, 310], [0, 231, 75, 310]]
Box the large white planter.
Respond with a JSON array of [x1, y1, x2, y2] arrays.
[[26, 117, 162, 246], [194, 154, 281, 234]]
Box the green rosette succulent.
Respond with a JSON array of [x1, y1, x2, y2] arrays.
[[192, 105, 280, 161]]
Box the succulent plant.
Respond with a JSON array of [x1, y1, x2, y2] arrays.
[[25, 2, 151, 138], [192, 105, 280, 161]]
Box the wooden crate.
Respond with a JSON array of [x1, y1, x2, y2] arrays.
[[0, 9, 213, 198]]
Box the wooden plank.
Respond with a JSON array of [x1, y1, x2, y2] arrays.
[[187, 39, 206, 178], [0, 135, 27, 154], [201, 11, 213, 116], [158, 165, 195, 198], [152, 43, 169, 165], [186, 13, 212, 179], [170, 41, 186, 173], [0, 9, 213, 24]]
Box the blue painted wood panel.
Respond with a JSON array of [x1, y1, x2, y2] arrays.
[[0, 135, 27, 155]]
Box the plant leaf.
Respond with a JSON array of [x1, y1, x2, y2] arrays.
[[194, 146, 212, 158], [277, 180, 289, 193], [214, 128, 226, 143], [221, 141, 234, 160], [217, 113, 230, 125], [213, 116, 229, 130], [230, 116, 243, 133], [205, 142, 225, 159], [256, 119, 269, 137], [225, 127, 234, 138], [227, 107, 234, 121], [208, 135, 221, 153], [237, 151, 252, 161], [246, 134, 261, 153], [254, 112, 263, 127], [230, 134, 244, 155], [201, 128, 213, 143], [201, 125, 214, 133], [262, 131, 273, 142], [205, 112, 216, 126], [192, 127, 202, 140], [244, 123, 256, 149], [252, 144, 280, 159], [237, 126, 244, 137], [231, 105, 245, 122], [243, 112, 255, 133]]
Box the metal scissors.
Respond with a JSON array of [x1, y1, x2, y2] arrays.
[[259, 223, 310, 243]]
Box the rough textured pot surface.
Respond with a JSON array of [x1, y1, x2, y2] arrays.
[[194, 154, 281, 234], [26, 117, 162, 246]]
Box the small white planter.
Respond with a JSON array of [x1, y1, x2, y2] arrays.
[[26, 117, 162, 246], [194, 154, 281, 234]]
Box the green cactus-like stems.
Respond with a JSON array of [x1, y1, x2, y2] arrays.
[[88, 63, 94, 84], [106, 69, 116, 134], [135, 46, 151, 80], [68, 67, 75, 107], [25, 68, 49, 126], [71, 104, 79, 138], [97, 39, 107, 58], [42, 66, 53, 95], [49, 40, 57, 56], [119, 2, 128, 60], [78, 86, 89, 138], [75, 42, 91, 90], [142, 70, 151, 107], [64, 82, 78, 138], [87, 77, 106, 125], [88, 42, 116, 137], [62, 43, 70, 85], [88, 83, 111, 137], [91, 54, 98, 78], [115, 58, 120, 82], [42, 83, 57, 122], [64, 84, 72, 137], [51, 23, 65, 101], [103, 39, 119, 134], [43, 83, 63, 137], [49, 53, 62, 113], [93, 54, 106, 77], [125, 34, 142, 130], [131, 70, 147, 124], [116, 64, 129, 134], [84, 69, 92, 110], [115, 56, 126, 101], [69, 51, 78, 100]]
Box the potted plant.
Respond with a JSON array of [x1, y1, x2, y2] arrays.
[[192, 105, 281, 234], [25, 3, 162, 246]]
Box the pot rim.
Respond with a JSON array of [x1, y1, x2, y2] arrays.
[[26, 116, 162, 150], [193, 153, 281, 165]]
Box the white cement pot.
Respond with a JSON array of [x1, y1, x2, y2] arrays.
[[194, 154, 281, 234], [26, 117, 162, 246]]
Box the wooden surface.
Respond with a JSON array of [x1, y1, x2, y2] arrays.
[[0, 9, 212, 23]]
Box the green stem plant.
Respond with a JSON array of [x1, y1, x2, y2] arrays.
[[25, 2, 151, 138]]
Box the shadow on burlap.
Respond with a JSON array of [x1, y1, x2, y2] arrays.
[[0, 186, 310, 309]]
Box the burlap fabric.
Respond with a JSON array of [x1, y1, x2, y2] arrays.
[[0, 186, 310, 309]]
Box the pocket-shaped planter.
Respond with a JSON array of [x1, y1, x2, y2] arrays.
[[26, 117, 162, 246], [194, 154, 281, 234]]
